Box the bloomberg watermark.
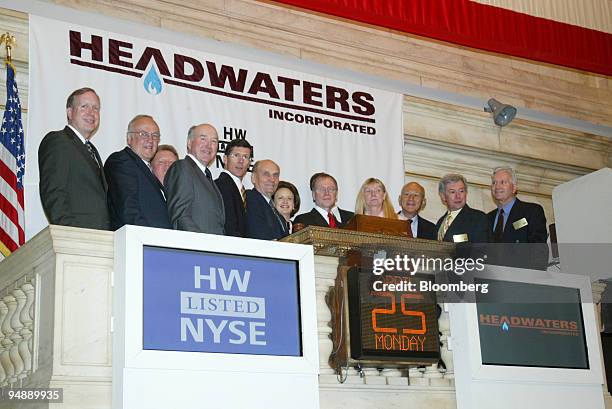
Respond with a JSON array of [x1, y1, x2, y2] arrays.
[[370, 254, 489, 295]]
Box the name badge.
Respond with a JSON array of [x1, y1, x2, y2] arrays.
[[453, 233, 468, 243], [513, 218, 528, 230]]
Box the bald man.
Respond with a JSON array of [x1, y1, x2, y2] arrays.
[[165, 123, 225, 234], [245, 159, 288, 240], [397, 182, 437, 240]]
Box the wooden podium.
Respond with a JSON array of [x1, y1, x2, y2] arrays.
[[282, 223, 452, 258], [343, 214, 411, 238]]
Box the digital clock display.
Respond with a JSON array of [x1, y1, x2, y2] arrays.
[[347, 267, 440, 363]]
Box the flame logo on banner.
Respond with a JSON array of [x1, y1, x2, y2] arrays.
[[501, 321, 510, 332], [143, 64, 162, 95]]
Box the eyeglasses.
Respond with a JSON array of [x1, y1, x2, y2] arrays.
[[228, 152, 251, 160], [76, 103, 100, 112], [315, 187, 337, 194], [128, 131, 161, 141]]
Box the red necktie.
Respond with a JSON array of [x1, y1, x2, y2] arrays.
[[407, 219, 414, 238], [328, 212, 337, 228]]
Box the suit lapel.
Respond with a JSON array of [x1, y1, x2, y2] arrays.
[[186, 156, 223, 202], [339, 209, 350, 225], [444, 206, 468, 241], [125, 147, 166, 200], [312, 209, 328, 226], [263, 192, 286, 234], [65, 126, 99, 172], [222, 172, 242, 212], [435, 213, 446, 230], [273, 205, 288, 234], [95, 145, 108, 191], [64, 126, 107, 190], [254, 189, 284, 234]]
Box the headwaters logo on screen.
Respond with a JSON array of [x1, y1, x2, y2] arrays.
[[479, 313, 579, 336]]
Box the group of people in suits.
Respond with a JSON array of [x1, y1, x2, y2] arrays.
[[39, 87, 549, 259], [434, 170, 548, 247], [242, 160, 354, 240]]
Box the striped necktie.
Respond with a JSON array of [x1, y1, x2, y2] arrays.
[[437, 212, 454, 241], [85, 141, 101, 168]]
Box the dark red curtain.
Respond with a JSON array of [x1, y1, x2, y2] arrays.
[[272, 0, 612, 76]]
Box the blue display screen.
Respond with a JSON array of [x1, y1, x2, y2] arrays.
[[143, 246, 302, 356]]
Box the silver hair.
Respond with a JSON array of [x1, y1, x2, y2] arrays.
[[126, 115, 157, 145], [187, 123, 218, 142], [438, 173, 468, 195], [127, 114, 154, 133], [187, 124, 198, 141], [492, 166, 517, 184]]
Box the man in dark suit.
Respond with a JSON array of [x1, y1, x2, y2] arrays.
[[104, 115, 172, 230], [397, 181, 437, 240], [435, 174, 489, 243], [215, 139, 253, 237], [488, 167, 548, 243], [294, 172, 353, 228], [165, 123, 225, 234], [246, 159, 288, 240], [38, 87, 110, 230], [488, 166, 548, 269]]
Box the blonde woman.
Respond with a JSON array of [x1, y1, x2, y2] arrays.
[[354, 178, 398, 219]]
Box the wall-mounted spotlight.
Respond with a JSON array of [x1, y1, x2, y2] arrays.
[[484, 98, 517, 127]]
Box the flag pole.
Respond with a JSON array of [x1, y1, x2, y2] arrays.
[[0, 31, 24, 258]]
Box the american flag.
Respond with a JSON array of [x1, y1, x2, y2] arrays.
[[0, 62, 25, 256]]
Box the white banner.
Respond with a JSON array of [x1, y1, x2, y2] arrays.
[[26, 15, 404, 238]]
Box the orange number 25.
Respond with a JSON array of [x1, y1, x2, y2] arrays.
[[371, 293, 427, 335]]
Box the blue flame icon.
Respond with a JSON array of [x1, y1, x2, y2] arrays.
[[143, 64, 162, 95], [501, 321, 510, 332]]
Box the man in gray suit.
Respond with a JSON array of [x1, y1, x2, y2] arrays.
[[38, 87, 110, 230], [164, 123, 225, 234]]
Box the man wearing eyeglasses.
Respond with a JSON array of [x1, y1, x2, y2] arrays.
[[215, 138, 253, 237], [165, 123, 225, 235], [397, 181, 437, 240], [294, 172, 354, 228], [104, 114, 172, 230], [39, 87, 111, 230]]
